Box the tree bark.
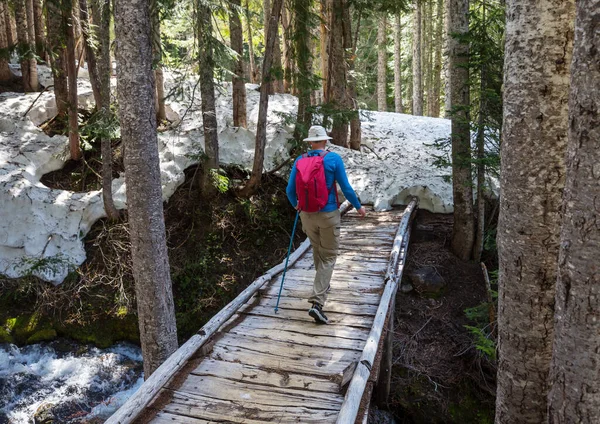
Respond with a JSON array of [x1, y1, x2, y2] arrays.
[[345, 5, 360, 150], [114, 0, 178, 378], [377, 13, 387, 112], [393, 13, 403, 113], [291, 0, 313, 142], [431, 0, 443, 117], [473, 65, 485, 263], [47, 0, 69, 116], [447, 0, 473, 261], [281, 5, 292, 93], [79, 0, 101, 108], [244, 0, 258, 83], [239, 0, 283, 197], [495, 0, 574, 422], [32, 0, 46, 61], [65, 0, 81, 160], [425, 0, 434, 116], [326, 0, 348, 147], [412, 0, 423, 116], [15, 0, 32, 90], [3, 0, 15, 48], [230, 0, 247, 128], [71, 0, 83, 61], [151, 3, 166, 122], [320, 0, 329, 102], [0, 0, 10, 81], [25, 0, 38, 88], [547, 2, 600, 421], [197, 1, 219, 192]]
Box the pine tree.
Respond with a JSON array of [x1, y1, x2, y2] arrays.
[[495, 0, 575, 421], [46, 0, 69, 116], [230, 0, 248, 128], [0, 0, 10, 82], [114, 0, 178, 377], [411, 0, 423, 115], [393, 13, 403, 113], [377, 13, 387, 111]]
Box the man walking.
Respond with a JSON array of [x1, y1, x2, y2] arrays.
[[286, 126, 366, 324]]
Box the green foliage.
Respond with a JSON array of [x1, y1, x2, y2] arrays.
[[464, 325, 496, 361], [79, 107, 120, 143], [464, 270, 498, 362]]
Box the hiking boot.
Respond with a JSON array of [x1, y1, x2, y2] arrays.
[[309, 303, 329, 324]]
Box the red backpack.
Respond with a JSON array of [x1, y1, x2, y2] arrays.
[[295, 151, 338, 212]]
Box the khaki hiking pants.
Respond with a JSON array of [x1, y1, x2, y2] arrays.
[[299, 209, 341, 306]]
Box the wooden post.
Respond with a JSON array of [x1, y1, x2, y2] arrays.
[[375, 294, 395, 407]]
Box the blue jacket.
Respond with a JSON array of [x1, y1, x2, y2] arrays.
[[286, 150, 362, 212]]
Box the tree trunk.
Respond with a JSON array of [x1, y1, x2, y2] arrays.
[[230, 0, 247, 128], [443, 0, 451, 117], [447, 0, 473, 261], [346, 6, 361, 150], [548, 2, 600, 421], [0, 1, 10, 81], [65, 0, 81, 160], [150, 3, 166, 122], [3, 0, 15, 48], [377, 13, 387, 112], [79, 0, 101, 108], [327, 0, 348, 147], [197, 2, 219, 192], [495, 0, 574, 421], [393, 13, 403, 113], [412, 0, 423, 116], [32, 0, 46, 61], [90, 0, 118, 221], [291, 0, 313, 142], [114, 0, 178, 378], [25, 0, 38, 88], [432, 0, 443, 117], [47, 0, 69, 116], [320, 0, 330, 101], [71, 0, 83, 61], [473, 67, 485, 263], [425, 0, 434, 116], [244, 0, 258, 83], [15, 0, 32, 91], [239, 0, 283, 197], [281, 5, 292, 93]]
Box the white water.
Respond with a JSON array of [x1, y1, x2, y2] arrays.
[[0, 341, 143, 423]]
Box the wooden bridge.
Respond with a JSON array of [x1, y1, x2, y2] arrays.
[[107, 199, 418, 424]]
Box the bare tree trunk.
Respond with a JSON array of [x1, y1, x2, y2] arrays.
[[320, 0, 329, 101], [65, 0, 81, 160], [239, 0, 283, 197], [377, 13, 387, 112], [412, 0, 423, 116], [3, 0, 15, 48], [291, 0, 313, 141], [150, 2, 166, 122], [447, 0, 473, 260], [90, 0, 118, 221], [71, 0, 83, 61], [0, 1, 10, 81], [326, 0, 348, 147], [473, 70, 485, 263], [393, 13, 403, 113], [230, 0, 247, 128], [197, 1, 219, 192], [244, 0, 258, 83], [281, 5, 292, 93], [345, 6, 361, 150], [495, 0, 574, 421], [432, 0, 443, 117], [425, 0, 434, 116], [47, 0, 69, 116], [79, 0, 101, 107], [548, 3, 600, 421], [15, 0, 32, 90], [114, 0, 178, 378], [32, 0, 46, 61], [25, 0, 38, 88], [443, 0, 451, 117]]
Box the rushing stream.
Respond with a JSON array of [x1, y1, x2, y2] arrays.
[[0, 340, 143, 423]]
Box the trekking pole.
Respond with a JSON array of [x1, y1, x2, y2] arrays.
[[274, 210, 300, 313]]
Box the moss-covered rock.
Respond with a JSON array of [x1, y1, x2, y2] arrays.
[[0, 326, 13, 344], [27, 328, 58, 344], [56, 315, 139, 348]]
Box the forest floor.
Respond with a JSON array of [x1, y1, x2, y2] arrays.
[[383, 210, 497, 423]]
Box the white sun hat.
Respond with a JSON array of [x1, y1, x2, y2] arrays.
[[303, 125, 333, 142]]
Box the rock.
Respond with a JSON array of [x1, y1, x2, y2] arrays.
[[400, 283, 414, 293], [33, 403, 56, 424], [407, 266, 446, 293], [368, 407, 397, 424]]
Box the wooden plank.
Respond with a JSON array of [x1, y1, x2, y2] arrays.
[[255, 295, 379, 316], [240, 305, 374, 328], [150, 411, 217, 424], [210, 335, 361, 378], [191, 358, 340, 392], [162, 390, 339, 424], [336, 198, 417, 424], [260, 284, 382, 305], [173, 374, 342, 409]]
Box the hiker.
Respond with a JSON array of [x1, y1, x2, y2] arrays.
[[286, 125, 366, 324]]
